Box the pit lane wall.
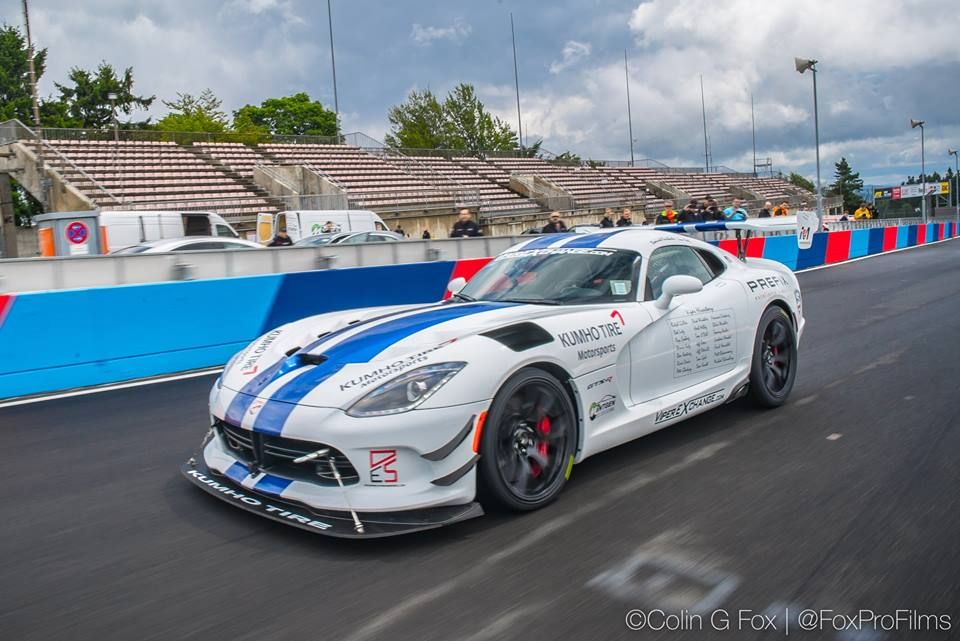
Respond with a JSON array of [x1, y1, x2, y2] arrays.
[[0, 223, 955, 400]]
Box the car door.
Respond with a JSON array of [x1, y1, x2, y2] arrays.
[[628, 244, 748, 405]]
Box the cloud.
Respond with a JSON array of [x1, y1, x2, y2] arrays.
[[410, 19, 471, 46], [549, 41, 591, 74]]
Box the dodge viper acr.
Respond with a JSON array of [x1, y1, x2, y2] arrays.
[[183, 226, 804, 537]]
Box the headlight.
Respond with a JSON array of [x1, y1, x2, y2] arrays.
[[346, 362, 466, 417]]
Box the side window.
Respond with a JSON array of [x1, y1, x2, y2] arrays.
[[174, 241, 224, 251], [222, 241, 254, 251], [214, 224, 236, 238], [340, 233, 370, 245], [695, 248, 727, 277], [644, 245, 716, 300]]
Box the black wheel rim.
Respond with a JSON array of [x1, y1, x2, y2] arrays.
[[495, 381, 571, 502], [761, 318, 793, 394]]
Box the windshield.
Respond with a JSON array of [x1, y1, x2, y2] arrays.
[[460, 248, 641, 305], [295, 234, 338, 246]]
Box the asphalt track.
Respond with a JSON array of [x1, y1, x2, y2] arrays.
[[3, 240, 960, 641]]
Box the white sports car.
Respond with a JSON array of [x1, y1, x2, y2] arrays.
[[183, 225, 804, 537]]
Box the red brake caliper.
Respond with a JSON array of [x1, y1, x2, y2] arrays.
[[531, 415, 551, 477]]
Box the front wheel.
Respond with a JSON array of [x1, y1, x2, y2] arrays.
[[748, 306, 798, 407], [477, 367, 577, 511]]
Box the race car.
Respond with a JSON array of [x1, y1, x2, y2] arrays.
[[183, 225, 804, 537]]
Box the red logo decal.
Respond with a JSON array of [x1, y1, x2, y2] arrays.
[[369, 449, 398, 484], [242, 364, 259, 376], [610, 310, 625, 325], [248, 399, 265, 415]]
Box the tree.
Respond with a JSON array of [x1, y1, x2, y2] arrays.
[[828, 157, 864, 213], [385, 83, 519, 154], [518, 138, 543, 158], [11, 178, 42, 226], [384, 89, 445, 149], [54, 62, 154, 128], [788, 172, 815, 192], [156, 89, 228, 133], [233, 92, 337, 136], [553, 151, 582, 165], [0, 24, 46, 124]]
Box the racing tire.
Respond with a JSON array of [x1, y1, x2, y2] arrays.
[[477, 367, 577, 512], [748, 306, 798, 408]]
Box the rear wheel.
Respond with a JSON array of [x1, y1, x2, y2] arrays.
[[748, 306, 798, 407], [477, 367, 576, 511]]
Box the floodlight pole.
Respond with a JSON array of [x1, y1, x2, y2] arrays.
[[920, 124, 926, 222], [700, 74, 709, 172], [327, 0, 340, 139], [811, 65, 823, 226], [510, 13, 524, 152], [949, 149, 959, 223], [625, 50, 635, 167], [22, 0, 48, 211], [751, 92, 757, 178]]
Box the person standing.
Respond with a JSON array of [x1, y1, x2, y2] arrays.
[[854, 203, 871, 220], [722, 198, 748, 221], [704, 198, 723, 221], [450, 208, 482, 237], [679, 199, 704, 223], [759, 201, 773, 218], [616, 208, 634, 227], [268, 229, 293, 246], [541, 212, 568, 233], [655, 201, 679, 224], [600, 208, 615, 228], [421, 229, 432, 239], [772, 201, 790, 217]]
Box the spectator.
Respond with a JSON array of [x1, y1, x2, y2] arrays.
[[679, 199, 704, 223], [655, 201, 679, 224], [421, 229, 431, 239], [268, 229, 293, 247], [868, 204, 880, 220], [772, 201, 790, 217], [321, 220, 338, 233], [450, 208, 482, 238], [853, 203, 871, 220], [723, 198, 748, 221], [394, 224, 405, 236], [759, 201, 773, 218], [702, 198, 722, 221], [600, 208, 615, 228], [616, 208, 634, 227], [541, 212, 568, 234]]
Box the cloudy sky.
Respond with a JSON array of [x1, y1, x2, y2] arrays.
[[5, 0, 960, 186]]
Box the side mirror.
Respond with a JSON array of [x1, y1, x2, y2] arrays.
[[447, 277, 467, 295], [655, 275, 703, 309]]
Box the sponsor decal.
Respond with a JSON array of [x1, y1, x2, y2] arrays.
[[588, 394, 616, 420], [248, 399, 265, 415], [368, 449, 400, 485], [500, 247, 616, 260], [610, 309, 625, 325], [186, 470, 332, 530], [655, 389, 725, 424], [745, 275, 788, 293], [586, 375, 613, 391], [578, 343, 617, 361], [558, 319, 623, 349], [338, 344, 445, 392], [239, 329, 283, 376]]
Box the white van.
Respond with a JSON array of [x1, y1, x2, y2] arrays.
[[257, 210, 388, 243], [100, 210, 240, 252]]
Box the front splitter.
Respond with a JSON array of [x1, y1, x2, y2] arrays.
[[181, 457, 484, 539]]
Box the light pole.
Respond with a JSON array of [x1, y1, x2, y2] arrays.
[[327, 0, 340, 139], [949, 148, 958, 223], [624, 50, 635, 167], [795, 58, 823, 225], [911, 119, 925, 222], [510, 13, 523, 152], [109, 92, 121, 202]]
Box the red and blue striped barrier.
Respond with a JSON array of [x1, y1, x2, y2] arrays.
[[0, 221, 956, 400]]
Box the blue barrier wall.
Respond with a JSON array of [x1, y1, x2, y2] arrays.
[[1, 223, 957, 400]]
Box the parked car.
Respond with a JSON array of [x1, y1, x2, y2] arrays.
[[112, 236, 263, 254], [294, 231, 403, 247]]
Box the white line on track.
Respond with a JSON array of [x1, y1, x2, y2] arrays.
[[3, 233, 956, 409], [0, 367, 223, 409]]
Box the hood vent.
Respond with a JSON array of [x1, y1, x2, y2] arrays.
[[298, 353, 328, 366], [481, 322, 554, 352]]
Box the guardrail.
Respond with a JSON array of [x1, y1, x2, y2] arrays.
[[0, 236, 527, 294]]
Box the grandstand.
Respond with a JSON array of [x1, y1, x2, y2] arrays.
[[0, 120, 812, 233]]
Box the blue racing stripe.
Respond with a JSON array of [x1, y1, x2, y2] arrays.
[[252, 301, 515, 435], [225, 461, 249, 484], [517, 234, 567, 249], [561, 228, 632, 248], [253, 474, 293, 496]]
